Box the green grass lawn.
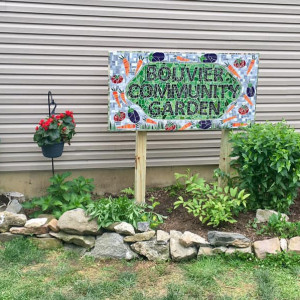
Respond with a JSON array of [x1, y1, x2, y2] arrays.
[[0, 238, 299, 300]]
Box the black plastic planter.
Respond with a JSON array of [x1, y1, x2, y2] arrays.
[[42, 142, 64, 158]]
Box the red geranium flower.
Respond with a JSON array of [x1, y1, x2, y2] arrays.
[[35, 126, 39, 131], [60, 113, 65, 118], [39, 119, 44, 125], [65, 110, 73, 117]]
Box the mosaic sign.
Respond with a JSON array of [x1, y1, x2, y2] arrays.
[[108, 52, 259, 131]]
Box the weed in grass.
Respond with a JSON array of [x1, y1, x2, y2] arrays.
[[155, 262, 169, 276], [160, 284, 185, 300], [0, 237, 44, 266]]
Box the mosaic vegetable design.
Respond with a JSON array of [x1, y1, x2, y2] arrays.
[[233, 59, 246, 68], [247, 56, 256, 75], [135, 56, 144, 74], [149, 52, 165, 62], [119, 89, 127, 104], [119, 55, 130, 76], [246, 83, 255, 97], [200, 53, 217, 63], [165, 122, 176, 131], [114, 112, 126, 122], [128, 108, 140, 123], [238, 105, 249, 115], [197, 120, 212, 129], [225, 62, 241, 79], [111, 88, 121, 107], [111, 75, 123, 84], [176, 56, 190, 62]]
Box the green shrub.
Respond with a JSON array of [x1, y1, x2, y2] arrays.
[[230, 121, 300, 212], [85, 194, 166, 229], [23, 172, 94, 218], [256, 213, 300, 238], [173, 171, 249, 227]]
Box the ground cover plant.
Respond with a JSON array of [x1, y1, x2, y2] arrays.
[[0, 238, 299, 300], [173, 170, 249, 227], [230, 121, 300, 213]]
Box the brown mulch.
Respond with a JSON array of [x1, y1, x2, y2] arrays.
[[146, 188, 300, 242]]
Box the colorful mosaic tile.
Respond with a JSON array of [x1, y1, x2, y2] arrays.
[[108, 52, 259, 131]]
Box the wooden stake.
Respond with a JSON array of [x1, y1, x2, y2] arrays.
[[135, 131, 147, 204], [218, 129, 231, 188]]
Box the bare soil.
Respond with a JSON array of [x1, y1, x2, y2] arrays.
[[146, 187, 300, 242]]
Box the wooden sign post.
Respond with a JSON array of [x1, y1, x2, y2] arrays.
[[135, 132, 147, 203], [218, 130, 231, 188]]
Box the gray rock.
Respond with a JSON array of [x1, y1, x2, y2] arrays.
[[105, 222, 121, 231], [25, 218, 48, 228], [4, 192, 25, 203], [124, 231, 155, 243], [5, 200, 23, 214], [225, 246, 252, 255], [58, 208, 99, 235], [179, 231, 209, 247], [137, 222, 150, 232], [114, 222, 135, 236], [280, 238, 288, 251], [198, 246, 214, 256], [156, 230, 170, 245], [49, 231, 95, 249], [256, 209, 289, 223], [208, 231, 250, 248], [131, 240, 170, 261], [253, 238, 281, 259], [212, 246, 227, 254], [170, 230, 197, 261], [29, 237, 62, 250], [37, 214, 55, 223], [0, 211, 27, 233], [0, 232, 22, 242], [86, 233, 138, 260], [63, 243, 87, 256], [288, 236, 300, 254]]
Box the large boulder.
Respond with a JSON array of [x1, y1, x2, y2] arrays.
[[253, 238, 281, 259], [256, 209, 289, 223], [58, 208, 99, 235], [131, 240, 170, 261], [179, 231, 209, 247], [288, 236, 300, 254], [124, 231, 155, 243], [0, 211, 27, 233], [208, 231, 250, 248], [86, 233, 138, 260], [49, 231, 95, 249], [170, 230, 197, 261], [29, 237, 62, 250]]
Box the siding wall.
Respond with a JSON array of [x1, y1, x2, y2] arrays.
[[0, 0, 299, 172]]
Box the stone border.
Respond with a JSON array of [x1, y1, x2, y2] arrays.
[[1, 209, 299, 261]]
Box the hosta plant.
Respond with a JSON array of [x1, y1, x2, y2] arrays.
[[34, 110, 76, 147]]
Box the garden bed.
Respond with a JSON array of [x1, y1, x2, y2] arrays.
[[145, 187, 300, 242]]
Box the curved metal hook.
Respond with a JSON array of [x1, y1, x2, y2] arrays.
[[48, 91, 57, 116]]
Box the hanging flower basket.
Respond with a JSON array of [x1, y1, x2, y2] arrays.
[[41, 141, 64, 158], [34, 111, 76, 159]]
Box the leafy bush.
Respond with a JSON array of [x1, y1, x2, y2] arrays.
[[23, 172, 94, 218], [173, 171, 249, 227], [86, 194, 166, 229], [256, 213, 300, 238], [230, 121, 300, 212]]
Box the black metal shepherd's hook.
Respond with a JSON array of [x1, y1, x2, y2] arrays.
[[48, 91, 57, 176]]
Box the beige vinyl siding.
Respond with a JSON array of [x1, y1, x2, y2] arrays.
[[0, 0, 299, 171]]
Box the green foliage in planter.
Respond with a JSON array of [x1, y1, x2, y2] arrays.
[[85, 193, 166, 229], [230, 121, 300, 212], [23, 172, 94, 218], [173, 170, 249, 227], [255, 213, 300, 239]]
